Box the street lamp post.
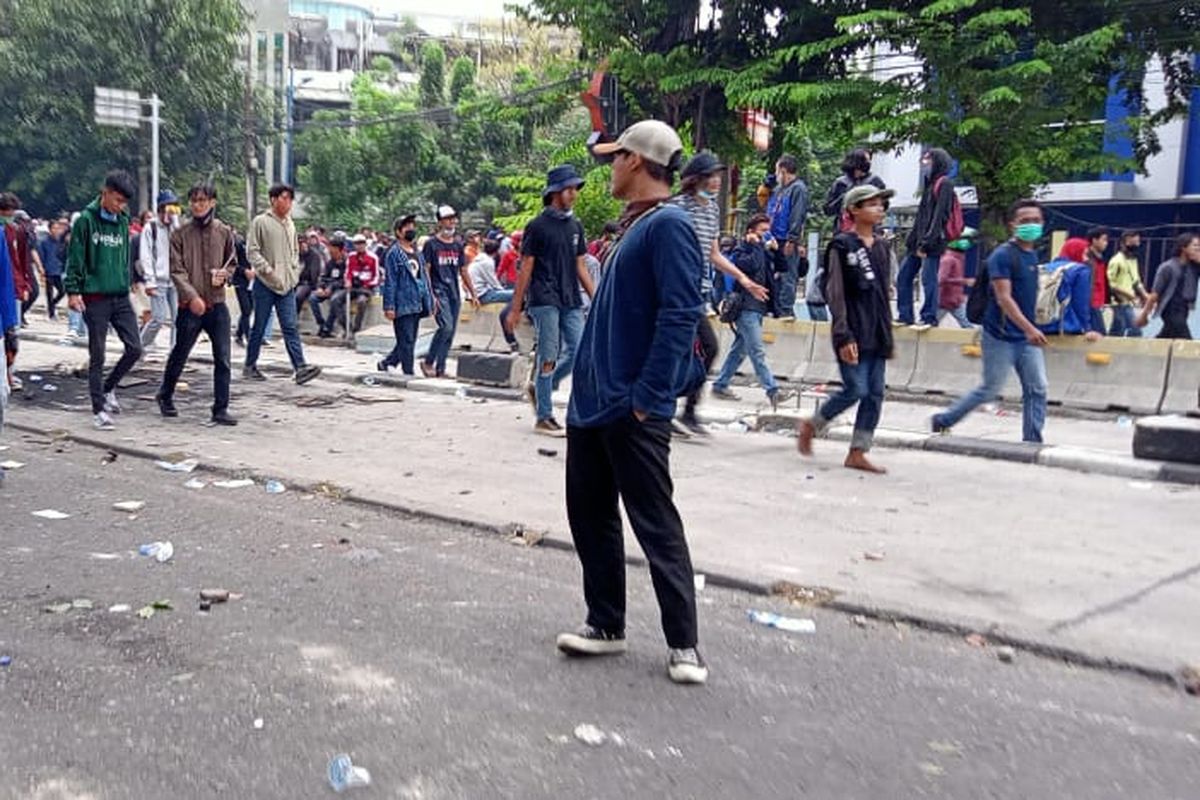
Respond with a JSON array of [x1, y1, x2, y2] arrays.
[[94, 87, 162, 210]]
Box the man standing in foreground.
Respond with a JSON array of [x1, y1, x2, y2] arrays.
[[155, 182, 238, 426], [243, 184, 321, 385], [931, 199, 1049, 442], [64, 170, 143, 431], [558, 120, 708, 685]]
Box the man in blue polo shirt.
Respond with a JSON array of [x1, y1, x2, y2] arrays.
[[931, 199, 1049, 442], [556, 120, 709, 686]]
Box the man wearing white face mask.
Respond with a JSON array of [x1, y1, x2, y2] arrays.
[[139, 189, 181, 351], [421, 205, 479, 378]]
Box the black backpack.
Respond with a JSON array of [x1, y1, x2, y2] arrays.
[[966, 242, 1017, 325]]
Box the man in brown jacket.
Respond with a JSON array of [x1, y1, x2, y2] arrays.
[[155, 182, 238, 425]]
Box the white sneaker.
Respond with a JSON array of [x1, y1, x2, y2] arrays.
[[103, 391, 121, 414], [93, 411, 115, 431], [667, 648, 709, 685]]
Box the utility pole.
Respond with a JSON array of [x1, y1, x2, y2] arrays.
[[94, 87, 162, 210]]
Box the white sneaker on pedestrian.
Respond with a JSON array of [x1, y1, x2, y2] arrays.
[[667, 648, 709, 685], [556, 625, 627, 656], [93, 411, 115, 431], [103, 391, 121, 414]]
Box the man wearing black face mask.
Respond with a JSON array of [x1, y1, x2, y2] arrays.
[[156, 182, 238, 426], [899, 148, 957, 328], [1107, 230, 1147, 337]]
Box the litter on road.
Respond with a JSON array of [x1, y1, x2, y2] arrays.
[[328, 754, 372, 792], [155, 458, 199, 473], [213, 478, 254, 489], [89, 552, 123, 561], [199, 588, 230, 603], [183, 478, 207, 490], [112, 500, 146, 513], [747, 610, 817, 634], [108, 604, 131, 613], [573, 724, 608, 746], [0, 655, 11, 667], [138, 541, 174, 563], [265, 480, 286, 494], [31, 509, 70, 520], [0, 460, 25, 470], [996, 646, 1016, 663]]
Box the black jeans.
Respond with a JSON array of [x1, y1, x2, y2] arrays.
[[159, 303, 232, 415], [20, 276, 40, 322], [234, 283, 253, 341], [565, 415, 698, 649], [331, 288, 372, 334], [382, 313, 421, 374], [83, 294, 142, 413], [46, 275, 65, 318], [683, 317, 719, 418]]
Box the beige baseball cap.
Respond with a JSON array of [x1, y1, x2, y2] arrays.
[[592, 120, 683, 167]]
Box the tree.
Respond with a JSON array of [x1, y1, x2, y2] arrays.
[[0, 0, 250, 216], [726, 0, 1198, 230], [449, 57, 478, 104], [419, 42, 446, 109]]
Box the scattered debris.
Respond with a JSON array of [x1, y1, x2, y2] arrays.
[[995, 646, 1016, 664], [213, 478, 254, 489], [200, 588, 231, 603], [0, 655, 11, 667], [328, 754, 372, 792], [344, 548, 382, 566], [253, 717, 264, 730], [100, 451, 119, 465], [851, 614, 869, 628], [928, 740, 963, 756], [504, 523, 544, 548], [964, 633, 988, 648], [313, 481, 349, 501], [918, 762, 946, 777], [1116, 415, 1133, 429], [265, 480, 286, 494], [769, 580, 838, 606], [138, 541, 174, 563], [135, 599, 174, 620], [28, 374, 43, 383], [537, 447, 558, 457], [42, 383, 58, 392], [693, 574, 706, 592], [0, 460, 26, 470], [1181, 665, 1200, 696], [112, 500, 146, 513], [747, 610, 816, 634], [183, 478, 207, 490], [89, 552, 122, 561], [43, 602, 73, 614], [573, 724, 607, 747], [71, 598, 94, 610], [32, 509, 70, 520], [108, 604, 132, 613], [155, 457, 199, 473], [863, 550, 886, 561], [342, 521, 363, 531], [545, 734, 570, 745]]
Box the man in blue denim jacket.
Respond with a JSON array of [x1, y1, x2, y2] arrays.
[[378, 214, 432, 375]]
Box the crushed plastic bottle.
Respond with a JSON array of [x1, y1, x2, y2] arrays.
[[265, 480, 286, 494], [138, 541, 174, 563], [747, 609, 816, 634], [328, 754, 371, 792]]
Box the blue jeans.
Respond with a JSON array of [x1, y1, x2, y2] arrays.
[[937, 304, 974, 329], [932, 329, 1048, 443], [67, 308, 86, 336], [480, 289, 519, 346], [1109, 305, 1141, 337], [806, 303, 829, 322], [528, 305, 584, 421], [425, 291, 460, 375], [897, 253, 939, 325], [772, 251, 799, 317], [713, 309, 779, 397], [813, 353, 886, 451], [246, 280, 306, 371]]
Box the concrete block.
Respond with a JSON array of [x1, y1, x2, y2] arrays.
[[1133, 415, 1200, 465], [456, 351, 531, 388], [1042, 336, 1169, 414], [1162, 340, 1200, 414]]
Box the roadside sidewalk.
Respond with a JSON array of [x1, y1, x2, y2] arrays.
[[6, 333, 1199, 681]]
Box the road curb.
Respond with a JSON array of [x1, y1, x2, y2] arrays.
[[4, 418, 1187, 692], [20, 331, 1200, 485]]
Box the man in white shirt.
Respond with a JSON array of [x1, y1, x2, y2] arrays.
[[468, 239, 519, 352]]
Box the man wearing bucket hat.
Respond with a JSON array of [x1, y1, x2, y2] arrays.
[[557, 121, 709, 685], [139, 188, 181, 351], [506, 164, 595, 436], [797, 184, 896, 474]]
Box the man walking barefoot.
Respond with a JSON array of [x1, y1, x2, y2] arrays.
[[558, 120, 709, 685]]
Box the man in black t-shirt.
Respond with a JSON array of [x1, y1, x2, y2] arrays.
[[421, 205, 480, 377], [310, 233, 348, 337], [507, 165, 596, 436]]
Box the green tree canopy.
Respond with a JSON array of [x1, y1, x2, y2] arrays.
[[449, 56, 478, 104], [419, 42, 447, 110]]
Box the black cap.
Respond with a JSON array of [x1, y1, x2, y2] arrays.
[[681, 151, 725, 180], [393, 213, 417, 231]]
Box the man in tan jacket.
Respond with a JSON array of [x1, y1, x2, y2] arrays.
[[155, 182, 239, 425], [243, 183, 321, 384]]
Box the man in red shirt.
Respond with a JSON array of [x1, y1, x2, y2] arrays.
[[330, 233, 380, 335], [1085, 227, 1110, 334], [496, 231, 521, 288]]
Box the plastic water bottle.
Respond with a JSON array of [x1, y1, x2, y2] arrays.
[[138, 541, 174, 563], [747, 609, 816, 634], [328, 754, 371, 792]]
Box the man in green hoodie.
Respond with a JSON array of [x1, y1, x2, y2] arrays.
[[65, 170, 142, 431]]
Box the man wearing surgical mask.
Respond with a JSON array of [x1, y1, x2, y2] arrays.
[[932, 199, 1050, 443]]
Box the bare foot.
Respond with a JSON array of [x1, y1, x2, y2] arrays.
[[796, 419, 815, 456], [844, 449, 887, 474]]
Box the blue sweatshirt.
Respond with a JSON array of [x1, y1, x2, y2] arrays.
[[568, 204, 704, 427]]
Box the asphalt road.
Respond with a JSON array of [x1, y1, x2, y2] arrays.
[[0, 438, 1198, 800]]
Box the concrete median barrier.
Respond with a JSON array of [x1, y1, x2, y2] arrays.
[[762, 318, 815, 380], [1161, 340, 1200, 415], [1042, 336, 1170, 414], [801, 322, 843, 386], [887, 326, 919, 390], [907, 327, 1020, 399]]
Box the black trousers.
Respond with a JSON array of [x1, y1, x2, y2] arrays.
[[45, 276, 65, 318], [20, 276, 39, 321], [381, 313, 421, 374], [159, 303, 232, 415], [234, 284, 253, 341], [83, 294, 142, 413], [565, 415, 698, 649], [684, 317, 719, 417]]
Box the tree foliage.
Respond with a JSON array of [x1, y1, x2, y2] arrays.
[[449, 57, 478, 104], [0, 0, 249, 217], [419, 42, 446, 110]]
